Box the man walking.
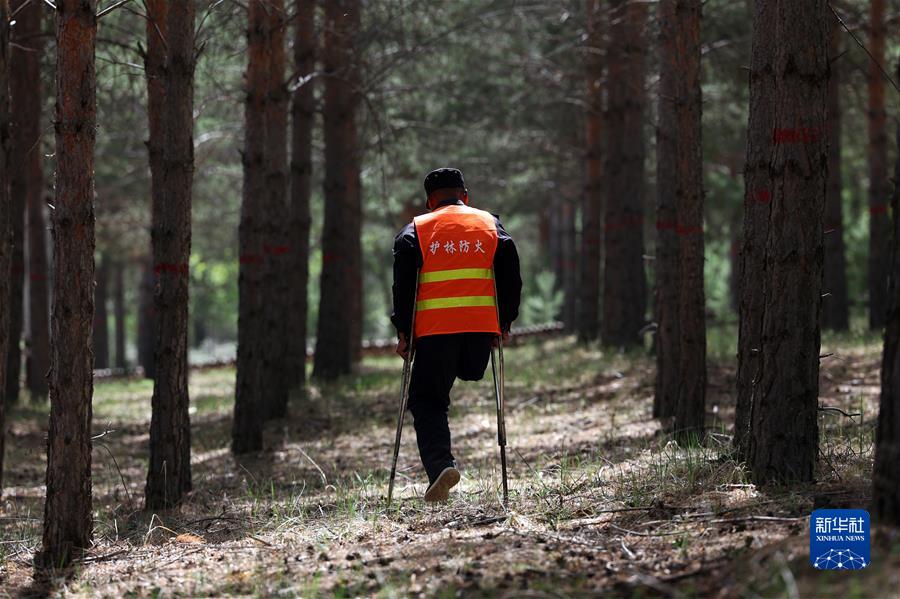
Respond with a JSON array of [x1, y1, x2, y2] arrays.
[[391, 168, 522, 502]]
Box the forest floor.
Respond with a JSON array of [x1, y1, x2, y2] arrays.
[[1, 333, 899, 598]]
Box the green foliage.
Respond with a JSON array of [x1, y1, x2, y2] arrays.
[[70, 0, 900, 351], [521, 270, 564, 325]]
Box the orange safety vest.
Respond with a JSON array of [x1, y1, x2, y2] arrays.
[[413, 204, 502, 339]]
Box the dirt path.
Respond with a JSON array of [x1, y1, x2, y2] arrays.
[[0, 337, 894, 597]]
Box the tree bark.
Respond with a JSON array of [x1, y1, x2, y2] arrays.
[[233, 0, 269, 452], [114, 260, 125, 369], [579, 0, 603, 343], [671, 0, 705, 443], [313, 0, 361, 381], [654, 0, 680, 419], [742, 0, 827, 484], [261, 0, 290, 419], [288, 0, 315, 390], [14, 0, 49, 401], [0, 0, 11, 494], [145, 0, 195, 509], [734, 0, 777, 460], [867, 0, 889, 331], [92, 255, 109, 369], [872, 60, 900, 526], [142, 0, 166, 382], [137, 254, 156, 378], [602, 0, 647, 348], [5, 0, 41, 406], [39, 0, 96, 568], [822, 13, 849, 332]]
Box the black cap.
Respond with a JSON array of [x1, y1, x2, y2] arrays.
[[424, 168, 465, 195]]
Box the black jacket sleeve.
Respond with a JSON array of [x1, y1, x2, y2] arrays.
[[390, 222, 421, 339], [493, 215, 522, 332]]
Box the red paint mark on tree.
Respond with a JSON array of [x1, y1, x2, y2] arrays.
[[869, 203, 889, 215], [655, 220, 676, 231], [676, 224, 703, 236], [154, 263, 189, 276], [263, 244, 291, 256], [752, 189, 771, 204], [772, 127, 820, 144]]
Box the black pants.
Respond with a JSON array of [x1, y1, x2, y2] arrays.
[[408, 333, 493, 485]]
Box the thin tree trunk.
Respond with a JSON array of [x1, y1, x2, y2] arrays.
[[872, 60, 900, 525], [5, 0, 39, 406], [145, 0, 195, 509], [287, 0, 315, 390], [15, 0, 49, 401], [114, 260, 125, 369], [672, 0, 705, 442], [603, 0, 647, 348], [262, 0, 290, 419], [39, 0, 96, 568], [743, 0, 827, 484], [142, 0, 166, 382], [313, 0, 361, 381], [137, 254, 156, 378], [868, 0, 888, 331], [0, 0, 11, 494], [579, 0, 603, 343], [92, 256, 109, 369], [654, 0, 680, 419], [734, 0, 777, 460], [233, 0, 269, 452], [823, 13, 849, 332], [561, 198, 577, 330]]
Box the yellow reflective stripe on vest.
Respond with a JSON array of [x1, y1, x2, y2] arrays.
[[416, 295, 497, 311], [418, 268, 494, 284]]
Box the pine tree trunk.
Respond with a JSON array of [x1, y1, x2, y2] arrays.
[[822, 14, 849, 332], [579, 0, 603, 343], [145, 0, 194, 509], [867, 0, 889, 331], [142, 0, 166, 381], [734, 0, 777, 460], [672, 0, 706, 442], [0, 0, 11, 495], [15, 0, 49, 401], [313, 0, 361, 381], [261, 0, 290, 419], [5, 0, 40, 406], [603, 0, 647, 348], [654, 0, 680, 419], [137, 255, 156, 378], [743, 0, 827, 484], [287, 0, 315, 390], [92, 256, 109, 369], [40, 0, 96, 567], [561, 198, 577, 330], [872, 60, 900, 525], [114, 260, 125, 369], [233, 0, 269, 452]]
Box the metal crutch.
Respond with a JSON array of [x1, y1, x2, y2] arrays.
[[490, 339, 509, 507], [491, 274, 510, 508], [387, 274, 419, 506]]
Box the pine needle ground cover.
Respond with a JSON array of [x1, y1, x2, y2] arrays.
[[1, 336, 897, 597]]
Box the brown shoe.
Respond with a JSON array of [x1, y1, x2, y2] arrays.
[[424, 467, 460, 503]]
